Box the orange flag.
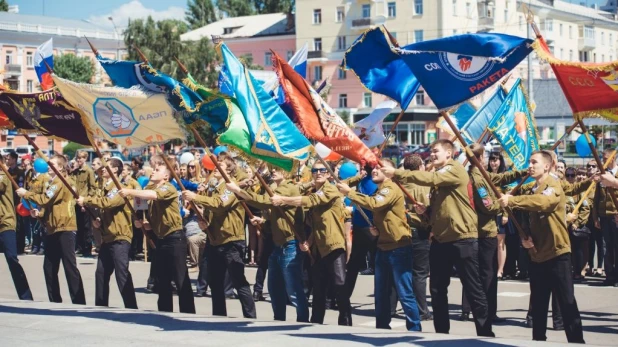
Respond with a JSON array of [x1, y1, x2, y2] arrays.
[[272, 51, 379, 167]]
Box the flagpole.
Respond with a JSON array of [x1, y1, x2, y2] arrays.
[[577, 118, 618, 208], [0, 159, 21, 190], [573, 149, 617, 216], [510, 120, 578, 195], [462, 127, 492, 167], [441, 112, 535, 250], [91, 140, 136, 215], [378, 109, 406, 154]]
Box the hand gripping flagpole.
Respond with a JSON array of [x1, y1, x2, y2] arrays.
[[91, 141, 136, 215], [441, 112, 536, 252], [572, 149, 617, 216]]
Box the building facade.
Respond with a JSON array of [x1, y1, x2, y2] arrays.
[[0, 11, 126, 153]]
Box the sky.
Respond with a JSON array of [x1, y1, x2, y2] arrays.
[[9, 0, 189, 29]]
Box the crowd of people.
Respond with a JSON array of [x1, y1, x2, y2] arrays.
[[2, 140, 618, 344]]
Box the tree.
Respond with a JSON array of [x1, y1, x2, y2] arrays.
[[0, 0, 9, 12], [216, 0, 254, 17], [253, 0, 294, 14], [186, 0, 218, 29], [239, 53, 263, 70], [62, 141, 85, 159], [54, 54, 94, 83], [124, 17, 219, 87]]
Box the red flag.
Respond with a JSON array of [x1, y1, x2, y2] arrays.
[[534, 37, 618, 120], [272, 51, 379, 167]]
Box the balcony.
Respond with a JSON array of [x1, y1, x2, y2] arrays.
[[477, 16, 495, 32], [578, 37, 596, 51], [308, 50, 327, 62], [4, 64, 21, 76], [349, 16, 386, 30]]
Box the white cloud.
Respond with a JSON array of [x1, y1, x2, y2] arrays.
[[88, 0, 185, 30]]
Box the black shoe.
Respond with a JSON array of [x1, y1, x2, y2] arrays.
[[420, 313, 433, 321], [493, 315, 506, 323], [614, 283, 618, 287], [253, 291, 265, 301], [146, 284, 156, 293], [459, 312, 470, 321], [225, 293, 238, 299], [195, 291, 207, 297], [360, 268, 375, 275], [525, 316, 533, 328], [553, 323, 565, 331]]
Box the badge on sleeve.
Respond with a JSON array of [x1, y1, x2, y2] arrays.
[[46, 185, 58, 198], [375, 195, 384, 202], [583, 199, 589, 207], [380, 188, 390, 196], [316, 190, 324, 197], [437, 165, 452, 174], [477, 187, 488, 198], [160, 185, 169, 192], [542, 187, 555, 196], [107, 188, 119, 199]]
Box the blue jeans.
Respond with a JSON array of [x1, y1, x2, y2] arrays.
[[268, 240, 309, 322], [375, 245, 421, 331]]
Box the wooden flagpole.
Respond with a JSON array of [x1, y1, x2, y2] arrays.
[[91, 141, 136, 215], [572, 149, 617, 215], [378, 109, 406, 154]]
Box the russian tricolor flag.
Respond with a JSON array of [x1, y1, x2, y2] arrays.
[[34, 38, 54, 91]]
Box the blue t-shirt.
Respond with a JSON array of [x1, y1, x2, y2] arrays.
[[352, 176, 377, 228]]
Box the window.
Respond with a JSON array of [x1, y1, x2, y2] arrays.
[[416, 90, 425, 105], [594, 53, 597, 63], [579, 51, 589, 62], [583, 26, 595, 40], [388, 2, 396, 17], [519, 16, 523, 30], [7, 80, 18, 90], [414, 0, 423, 15], [337, 36, 347, 51], [559, 23, 563, 36], [26, 52, 33, 67], [611, 33, 614, 47], [313, 9, 322, 24], [264, 52, 272, 66], [452, 0, 457, 15], [542, 19, 553, 32], [414, 30, 424, 43], [26, 80, 33, 92], [453, 29, 458, 35], [313, 65, 323, 81], [611, 55, 614, 61], [569, 25, 573, 39], [336, 6, 345, 22], [602, 54, 605, 62], [287, 50, 294, 61], [313, 38, 322, 51], [569, 49, 573, 61], [363, 93, 372, 108], [466, 2, 472, 18], [410, 123, 426, 145], [602, 32, 605, 45], [560, 48, 564, 59], [338, 94, 348, 108], [362, 4, 371, 18], [5, 50, 12, 64], [504, 9, 508, 23], [338, 68, 346, 80]]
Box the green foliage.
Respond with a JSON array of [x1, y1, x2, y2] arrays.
[[0, 0, 8, 12], [253, 0, 294, 14], [53, 54, 95, 83], [124, 17, 219, 87], [186, 0, 218, 29], [239, 54, 263, 70], [339, 109, 350, 125], [62, 142, 85, 159], [217, 0, 254, 17]]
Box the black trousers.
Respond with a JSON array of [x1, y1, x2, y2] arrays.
[[344, 227, 377, 300], [207, 241, 256, 318], [44, 232, 86, 304], [430, 238, 494, 337], [75, 206, 93, 255], [588, 224, 604, 270], [130, 225, 144, 259], [0, 230, 33, 300], [155, 231, 195, 313], [196, 240, 209, 295], [529, 253, 584, 343], [570, 234, 588, 276], [311, 248, 352, 325], [411, 231, 430, 317], [462, 237, 498, 320], [95, 240, 138, 309], [600, 216, 618, 283], [254, 233, 274, 294]]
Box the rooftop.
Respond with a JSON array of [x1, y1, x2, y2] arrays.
[[523, 0, 618, 25], [181, 13, 293, 41], [0, 12, 120, 40]]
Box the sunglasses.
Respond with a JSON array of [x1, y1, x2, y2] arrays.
[[311, 168, 328, 174], [188, 165, 196, 168], [489, 157, 500, 161], [587, 165, 597, 169], [566, 174, 576, 178]]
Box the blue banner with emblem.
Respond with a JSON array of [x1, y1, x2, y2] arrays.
[[396, 33, 533, 110], [487, 78, 540, 170]]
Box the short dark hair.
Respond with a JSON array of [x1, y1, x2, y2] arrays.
[[380, 158, 395, 168], [468, 143, 485, 159], [108, 158, 123, 174], [8, 151, 17, 160], [132, 156, 143, 168], [403, 154, 423, 171], [430, 139, 454, 153]]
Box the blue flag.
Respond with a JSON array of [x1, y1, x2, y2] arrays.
[[342, 26, 420, 110], [96, 55, 202, 114], [217, 43, 312, 164], [487, 79, 540, 170], [397, 33, 533, 110], [436, 102, 475, 139], [460, 86, 507, 143]]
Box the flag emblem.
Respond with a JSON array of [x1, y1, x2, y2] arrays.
[[440, 52, 495, 81], [93, 98, 137, 137]]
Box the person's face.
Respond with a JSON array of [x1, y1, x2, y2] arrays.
[[214, 162, 227, 179], [188, 162, 198, 176], [180, 166, 188, 177], [271, 168, 284, 182], [194, 152, 201, 161], [430, 144, 451, 167], [489, 155, 500, 172], [603, 152, 616, 168], [556, 162, 566, 174], [122, 166, 131, 177], [528, 153, 549, 179], [371, 166, 386, 183], [311, 163, 330, 184], [131, 161, 138, 170], [7, 156, 16, 167], [76, 156, 86, 166], [92, 159, 102, 171], [48, 158, 60, 176], [587, 161, 598, 176], [565, 170, 576, 183], [150, 165, 168, 183], [23, 159, 31, 168], [576, 171, 587, 182]]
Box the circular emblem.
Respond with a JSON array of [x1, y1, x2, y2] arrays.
[[438, 52, 495, 82]]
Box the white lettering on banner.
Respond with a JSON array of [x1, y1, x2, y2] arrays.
[[424, 63, 441, 71]]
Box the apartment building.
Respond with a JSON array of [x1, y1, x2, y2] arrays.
[[0, 11, 125, 152], [296, 0, 618, 145]]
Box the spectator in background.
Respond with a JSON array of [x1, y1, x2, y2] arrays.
[[131, 157, 144, 179], [586, 159, 604, 277], [487, 152, 509, 280]]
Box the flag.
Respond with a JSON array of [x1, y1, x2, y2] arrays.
[[532, 37, 618, 120], [342, 26, 420, 110], [182, 73, 236, 134], [96, 55, 201, 115], [487, 78, 540, 170], [0, 89, 91, 145], [218, 65, 236, 98], [436, 103, 477, 139], [262, 42, 308, 93], [353, 100, 397, 148], [273, 51, 379, 167], [397, 33, 533, 110], [217, 43, 312, 169], [34, 38, 54, 91], [52, 75, 185, 148], [460, 85, 507, 143]]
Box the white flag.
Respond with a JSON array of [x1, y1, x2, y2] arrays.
[[353, 100, 397, 148]]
